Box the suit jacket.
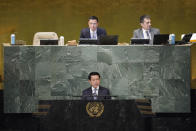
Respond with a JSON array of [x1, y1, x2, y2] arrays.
[[133, 28, 160, 44], [82, 86, 111, 100], [80, 27, 107, 38]]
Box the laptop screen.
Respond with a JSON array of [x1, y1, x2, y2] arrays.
[[131, 38, 150, 45], [40, 39, 58, 45], [153, 34, 169, 45], [79, 38, 98, 45], [98, 35, 118, 45]]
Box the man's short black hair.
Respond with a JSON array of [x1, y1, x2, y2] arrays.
[[88, 72, 100, 80], [140, 15, 150, 23], [88, 16, 99, 22]]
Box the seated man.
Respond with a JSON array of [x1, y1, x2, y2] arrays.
[[80, 16, 107, 39], [133, 15, 160, 44], [82, 72, 111, 100]]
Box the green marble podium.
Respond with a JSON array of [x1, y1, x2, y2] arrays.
[[3, 45, 191, 113]]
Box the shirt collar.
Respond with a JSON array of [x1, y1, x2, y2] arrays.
[[142, 28, 151, 39], [90, 29, 97, 34], [91, 86, 99, 91], [142, 28, 150, 32]]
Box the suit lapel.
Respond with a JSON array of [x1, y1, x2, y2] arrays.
[[139, 29, 144, 38], [97, 28, 100, 37], [87, 28, 91, 38], [87, 87, 92, 96], [98, 86, 104, 97], [150, 28, 154, 40], [98, 87, 101, 96]]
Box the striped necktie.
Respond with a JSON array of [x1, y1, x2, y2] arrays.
[[92, 88, 98, 100], [92, 32, 96, 39], [146, 31, 150, 39]]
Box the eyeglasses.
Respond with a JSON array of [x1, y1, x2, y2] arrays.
[[89, 23, 97, 25]]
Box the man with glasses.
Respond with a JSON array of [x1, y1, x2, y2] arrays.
[[132, 15, 160, 44], [80, 16, 107, 39]]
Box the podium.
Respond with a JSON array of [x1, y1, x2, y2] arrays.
[[40, 100, 147, 131]]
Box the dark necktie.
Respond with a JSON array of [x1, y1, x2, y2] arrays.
[[146, 31, 150, 39]]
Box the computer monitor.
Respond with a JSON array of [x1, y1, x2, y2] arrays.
[[79, 38, 98, 45], [98, 35, 118, 45], [153, 34, 169, 45], [130, 38, 150, 45], [40, 39, 58, 45]]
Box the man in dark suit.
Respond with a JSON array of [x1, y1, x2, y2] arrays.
[[82, 72, 111, 100], [80, 16, 107, 39], [133, 15, 160, 44]]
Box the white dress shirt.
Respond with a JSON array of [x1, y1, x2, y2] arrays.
[[91, 86, 99, 96], [90, 29, 97, 39], [142, 29, 151, 39]]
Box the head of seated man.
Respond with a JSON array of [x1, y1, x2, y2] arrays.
[[80, 16, 107, 40], [88, 16, 99, 32], [140, 15, 152, 31]]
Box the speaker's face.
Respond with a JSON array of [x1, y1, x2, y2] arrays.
[[141, 18, 151, 30], [88, 19, 98, 31], [88, 75, 100, 88]]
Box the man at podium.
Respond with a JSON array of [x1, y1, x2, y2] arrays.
[[82, 72, 111, 100], [80, 16, 107, 39]]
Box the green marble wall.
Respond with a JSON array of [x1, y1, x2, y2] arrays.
[[4, 45, 190, 113]]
